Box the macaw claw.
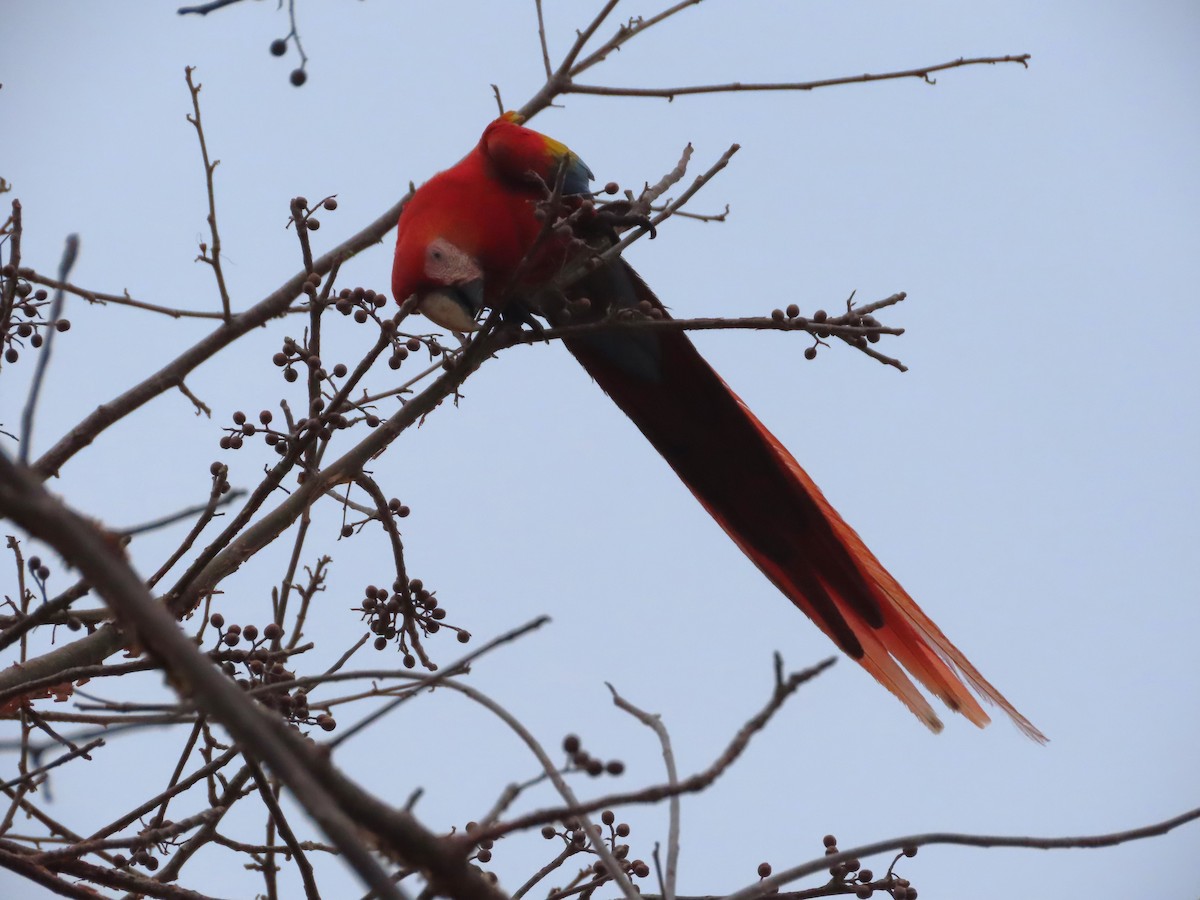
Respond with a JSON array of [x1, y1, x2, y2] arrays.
[[501, 299, 548, 340]]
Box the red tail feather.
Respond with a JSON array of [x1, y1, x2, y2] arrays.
[[565, 261, 1045, 741]]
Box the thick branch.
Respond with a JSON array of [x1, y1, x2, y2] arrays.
[[0, 451, 501, 900], [31, 194, 407, 480]]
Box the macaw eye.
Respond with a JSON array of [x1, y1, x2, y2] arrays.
[[424, 239, 480, 285]]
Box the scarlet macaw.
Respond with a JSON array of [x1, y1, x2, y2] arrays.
[[392, 113, 1045, 741]]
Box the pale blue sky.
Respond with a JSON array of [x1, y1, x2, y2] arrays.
[[3, 2, 1199, 898]]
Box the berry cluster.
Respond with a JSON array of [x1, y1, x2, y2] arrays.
[[25, 554, 50, 586], [340, 496, 409, 539], [22, 555, 87, 633], [112, 845, 160, 873], [267, 35, 307, 87], [292, 195, 337, 232], [206, 214, 454, 455], [462, 820, 497, 869], [592, 809, 649, 881], [271, 334, 341, 388], [820, 833, 920, 900], [541, 808, 650, 887], [562, 733, 625, 777], [769, 303, 886, 361], [211, 284, 446, 456], [218, 400, 357, 455], [108, 817, 207, 873], [208, 613, 334, 731], [1, 267, 71, 366], [331, 288, 436, 373], [358, 577, 469, 660]]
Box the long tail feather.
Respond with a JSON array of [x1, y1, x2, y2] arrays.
[[563, 260, 1045, 741]]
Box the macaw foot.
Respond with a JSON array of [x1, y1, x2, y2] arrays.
[[501, 299, 548, 340]]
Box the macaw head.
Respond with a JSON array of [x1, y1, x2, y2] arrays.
[[392, 113, 593, 333], [480, 112, 594, 195], [393, 234, 487, 333]]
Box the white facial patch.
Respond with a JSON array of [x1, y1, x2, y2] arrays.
[[418, 239, 485, 332], [424, 238, 482, 287]]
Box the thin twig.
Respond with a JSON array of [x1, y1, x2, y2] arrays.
[[0, 837, 218, 899], [0, 711, 193, 726], [177, 0, 244, 14], [637, 143, 694, 210], [272, 507, 312, 647], [327, 616, 551, 749], [0, 582, 93, 654], [0, 659, 156, 712], [246, 756, 320, 900], [567, 55, 1033, 101], [568, 1, 705, 78], [152, 763, 253, 884], [283, 0, 309, 75], [32, 808, 222, 862], [148, 719, 205, 831], [146, 470, 239, 588], [558, 0, 619, 74], [509, 294, 909, 373], [0, 738, 103, 791], [18, 234, 79, 464], [185, 67, 232, 320], [512, 842, 578, 900], [534, 0, 553, 78], [724, 805, 1200, 900], [0, 200, 23, 352], [477, 656, 835, 842], [176, 379, 212, 417], [85, 749, 239, 845], [285, 556, 328, 653], [607, 685, 678, 900], [120, 487, 245, 538], [605, 145, 739, 261], [207, 832, 336, 855], [439, 678, 640, 900], [17, 269, 283, 319], [527, 307, 902, 342]]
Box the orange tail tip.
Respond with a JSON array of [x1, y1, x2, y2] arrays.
[[741, 394, 1048, 743]]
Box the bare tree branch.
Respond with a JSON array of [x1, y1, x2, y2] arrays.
[[607, 685, 679, 900], [477, 656, 836, 842], [0, 450, 500, 900], [184, 68, 232, 321], [18, 234, 79, 464], [567, 55, 1032, 101], [724, 805, 1200, 900], [30, 192, 408, 480]]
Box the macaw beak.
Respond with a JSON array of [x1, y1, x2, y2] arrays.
[[418, 279, 484, 333]]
